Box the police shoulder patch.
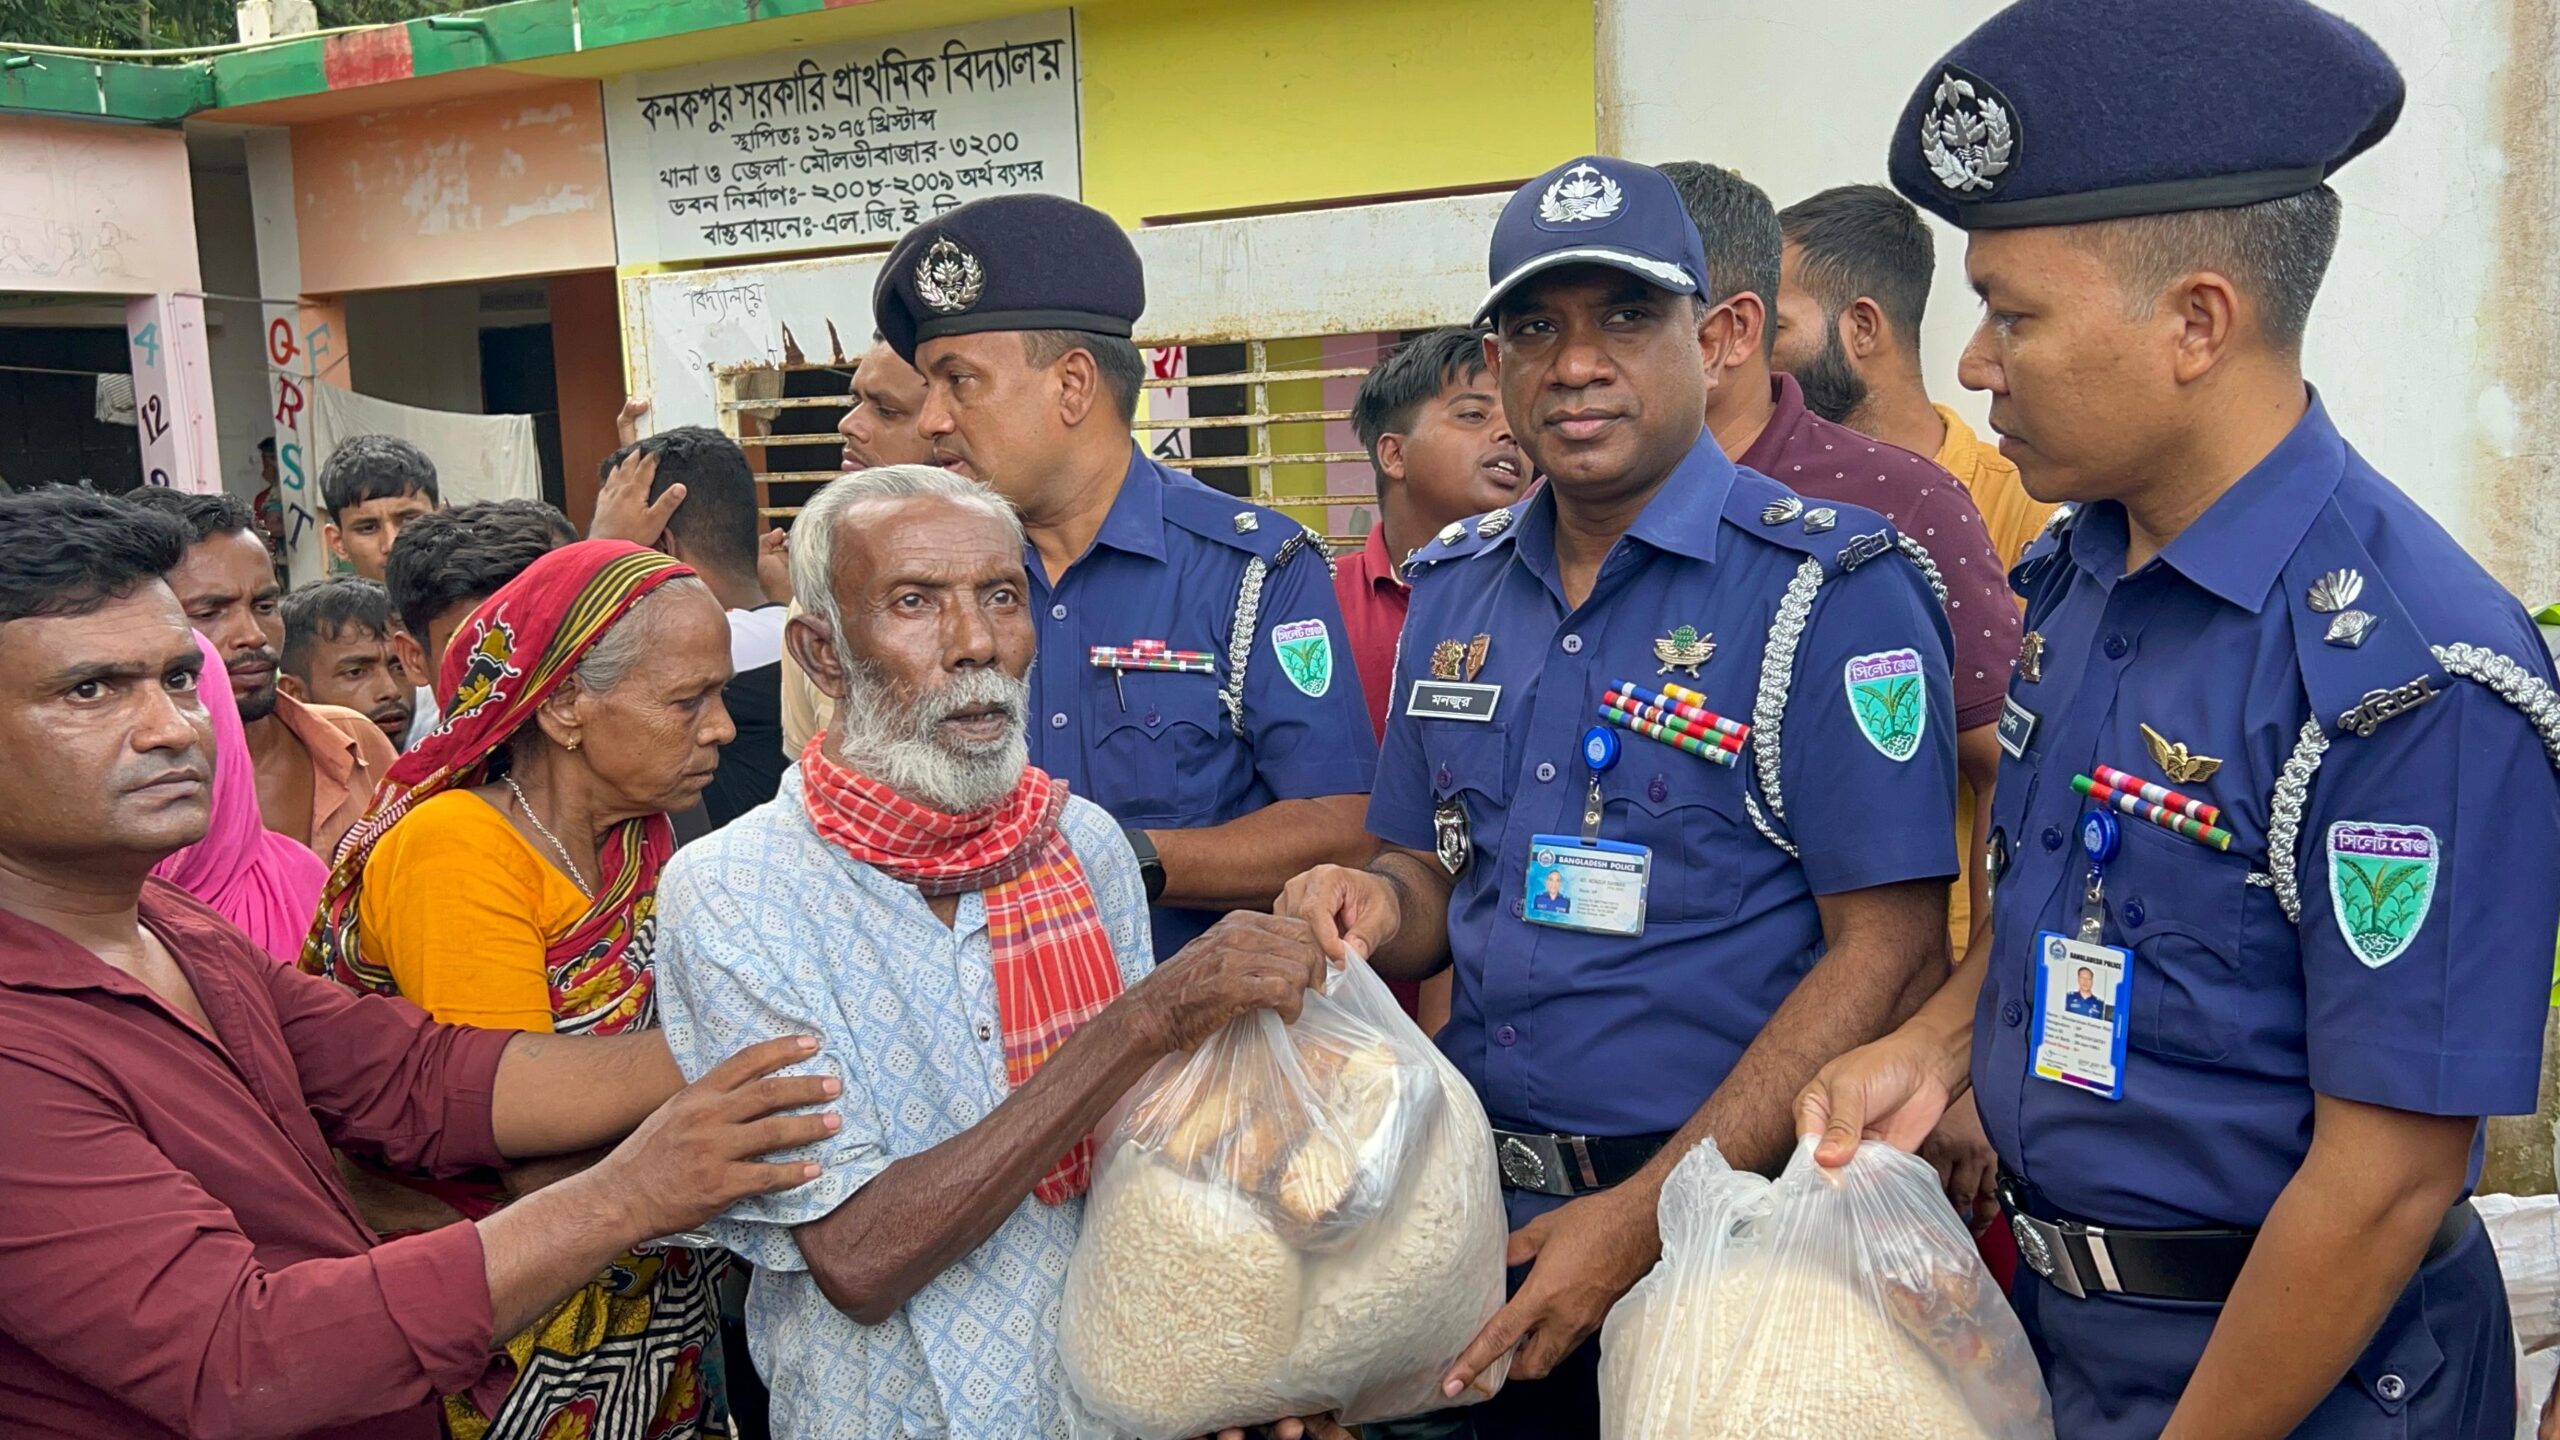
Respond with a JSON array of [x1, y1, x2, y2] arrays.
[[2325, 821, 2438, 967], [1845, 648, 1928, 762], [1270, 618, 1334, 697]]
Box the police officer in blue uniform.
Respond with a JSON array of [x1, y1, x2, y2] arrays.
[[1280, 156, 1963, 1434], [873, 196, 1378, 959], [1799, 3, 2560, 1436]]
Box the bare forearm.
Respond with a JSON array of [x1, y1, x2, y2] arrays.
[[1364, 846, 1454, 981], [1652, 882, 1946, 1183], [490, 1031, 683, 1159], [476, 1169, 651, 1337], [2163, 1114, 2471, 1439], [796, 1007, 1166, 1324], [1150, 794, 1375, 910]]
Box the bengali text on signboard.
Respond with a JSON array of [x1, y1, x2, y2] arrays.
[[603, 9, 1082, 265]]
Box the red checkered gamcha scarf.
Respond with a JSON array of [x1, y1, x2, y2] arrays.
[[798, 733, 1123, 1202]]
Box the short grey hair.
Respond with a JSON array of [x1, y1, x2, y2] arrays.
[[573, 575, 715, 694], [789, 465, 1025, 645], [2073, 185, 2344, 353]]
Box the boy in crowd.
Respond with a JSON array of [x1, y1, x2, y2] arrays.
[[318, 435, 441, 583], [279, 577, 413, 751]]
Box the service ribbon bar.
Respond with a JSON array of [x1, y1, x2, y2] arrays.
[[2072, 773, 2234, 852], [2091, 763, 2221, 829], [1599, 701, 1742, 767], [1607, 680, 1751, 748], [1088, 641, 1217, 674]]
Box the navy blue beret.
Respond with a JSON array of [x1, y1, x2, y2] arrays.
[[872, 194, 1145, 364], [1889, 0, 2404, 230]]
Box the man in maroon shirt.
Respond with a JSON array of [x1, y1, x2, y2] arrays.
[[1339, 328, 1529, 1033], [0, 487, 837, 1440]]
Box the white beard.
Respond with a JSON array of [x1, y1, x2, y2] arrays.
[[831, 657, 1029, 814]]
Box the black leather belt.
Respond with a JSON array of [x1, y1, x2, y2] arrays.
[[2001, 1171, 2477, 1303], [1489, 1128, 1672, 1198]]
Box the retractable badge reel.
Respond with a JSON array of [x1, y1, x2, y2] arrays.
[[1521, 727, 1649, 937]]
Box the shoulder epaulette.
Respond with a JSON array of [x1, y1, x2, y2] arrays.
[[1156, 481, 1323, 567], [1399, 500, 1525, 581], [1722, 469, 1906, 580]]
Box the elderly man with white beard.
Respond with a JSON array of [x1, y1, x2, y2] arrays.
[[654, 465, 1343, 1440]]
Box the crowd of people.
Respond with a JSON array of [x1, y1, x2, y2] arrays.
[[4, 0, 2560, 1437]]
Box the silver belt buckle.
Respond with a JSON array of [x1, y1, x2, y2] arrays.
[[1494, 1131, 1574, 1197], [2008, 1210, 2086, 1299]]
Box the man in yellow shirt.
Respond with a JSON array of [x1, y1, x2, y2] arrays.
[[1771, 184, 2057, 571]]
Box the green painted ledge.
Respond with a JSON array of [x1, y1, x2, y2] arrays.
[[0, 0, 795, 123]]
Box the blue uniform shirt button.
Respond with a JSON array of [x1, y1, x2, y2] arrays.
[[1143, 708, 1160, 728], [1535, 762, 1556, 783], [1049, 603, 1067, 621], [2123, 898, 2146, 927], [1648, 775, 1668, 804], [1510, 899, 1524, 918], [1561, 633, 1583, 654], [2043, 826, 2065, 852], [1049, 712, 1068, 730], [1435, 764, 1453, 790], [1496, 1025, 1518, 1046], [2002, 1001, 2024, 1028], [2104, 633, 2129, 659], [2375, 1374, 2405, 1403]]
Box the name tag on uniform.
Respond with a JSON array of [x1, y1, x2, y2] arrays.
[[1998, 695, 2039, 760], [1522, 836, 1648, 937], [2030, 931, 2130, 1101], [1406, 680, 1502, 722]]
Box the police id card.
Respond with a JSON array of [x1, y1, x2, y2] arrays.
[[1522, 837, 1648, 936], [2030, 931, 2130, 1100]]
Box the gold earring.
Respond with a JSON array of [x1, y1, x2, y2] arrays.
[[565, 738, 583, 752]]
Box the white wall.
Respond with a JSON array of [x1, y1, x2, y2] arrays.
[[190, 159, 275, 506], [1598, 0, 2554, 590], [345, 283, 486, 414]]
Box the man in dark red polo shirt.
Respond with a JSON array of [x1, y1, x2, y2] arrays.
[[0, 488, 836, 1440], [1340, 328, 1530, 1032], [1663, 160, 2022, 1288]]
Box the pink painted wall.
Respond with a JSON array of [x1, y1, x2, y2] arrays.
[[291, 81, 615, 294], [0, 115, 199, 295]]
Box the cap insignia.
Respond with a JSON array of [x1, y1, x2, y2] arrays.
[[1920, 70, 2016, 195], [914, 236, 986, 315], [1537, 162, 1625, 225]]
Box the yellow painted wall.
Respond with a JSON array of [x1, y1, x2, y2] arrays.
[[1077, 0, 1594, 224]]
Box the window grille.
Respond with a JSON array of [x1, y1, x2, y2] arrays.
[[713, 332, 1401, 552]]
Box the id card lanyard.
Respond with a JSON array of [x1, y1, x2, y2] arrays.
[[1579, 724, 1615, 843]]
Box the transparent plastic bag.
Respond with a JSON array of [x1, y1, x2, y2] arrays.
[[1060, 958, 1509, 1438], [1601, 1137, 2054, 1440]]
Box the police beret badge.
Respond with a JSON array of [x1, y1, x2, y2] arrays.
[[914, 237, 986, 315], [1919, 68, 2018, 197], [1537, 162, 1624, 225]]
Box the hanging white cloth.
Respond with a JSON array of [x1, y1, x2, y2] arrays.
[[306, 384, 541, 509]]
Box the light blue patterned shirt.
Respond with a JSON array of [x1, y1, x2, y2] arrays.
[[656, 768, 1154, 1438]]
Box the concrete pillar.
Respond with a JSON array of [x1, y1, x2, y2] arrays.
[[124, 292, 223, 495], [235, 0, 318, 44]]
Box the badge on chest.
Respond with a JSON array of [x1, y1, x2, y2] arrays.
[[1407, 632, 1502, 722]]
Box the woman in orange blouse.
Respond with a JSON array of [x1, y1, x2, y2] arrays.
[[306, 540, 738, 1440]]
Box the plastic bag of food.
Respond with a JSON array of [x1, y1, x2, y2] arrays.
[[1061, 957, 1508, 1438], [1601, 1136, 2053, 1440]]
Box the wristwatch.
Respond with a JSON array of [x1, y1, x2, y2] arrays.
[[1122, 826, 1167, 903]]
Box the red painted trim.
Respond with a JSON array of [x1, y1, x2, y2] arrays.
[[322, 26, 416, 90]]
